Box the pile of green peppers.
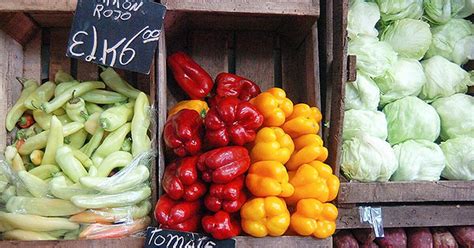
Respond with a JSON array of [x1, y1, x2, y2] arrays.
[[0, 68, 152, 240]]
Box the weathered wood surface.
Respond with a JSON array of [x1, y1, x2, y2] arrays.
[[162, 0, 319, 16], [338, 181, 474, 204], [48, 28, 71, 79], [338, 204, 474, 229], [0, 13, 39, 46], [0, 0, 77, 11]]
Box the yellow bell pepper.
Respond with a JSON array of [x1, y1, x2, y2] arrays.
[[167, 100, 208, 119], [246, 161, 294, 197], [285, 134, 328, 171], [290, 199, 338, 239], [250, 127, 294, 164], [250, 88, 293, 127], [282, 103, 322, 138], [240, 196, 290, 237], [285, 161, 340, 205]]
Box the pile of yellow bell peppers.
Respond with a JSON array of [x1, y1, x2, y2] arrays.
[[164, 87, 340, 239], [242, 88, 340, 239]]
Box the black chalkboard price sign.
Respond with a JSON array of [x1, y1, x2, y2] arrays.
[[145, 227, 236, 248], [66, 0, 166, 74]]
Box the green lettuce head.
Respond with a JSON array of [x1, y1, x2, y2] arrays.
[[345, 70, 380, 111], [342, 133, 398, 182], [343, 109, 388, 140], [348, 0, 380, 39], [440, 137, 474, 180], [381, 18, 432, 60], [376, 0, 424, 21], [375, 58, 426, 106], [423, 0, 466, 24], [432, 93, 474, 140], [391, 140, 445, 181], [348, 36, 398, 78], [425, 18, 474, 65], [383, 96, 440, 145], [419, 56, 471, 102]]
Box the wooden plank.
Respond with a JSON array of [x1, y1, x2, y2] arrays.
[[326, 0, 349, 176], [23, 30, 42, 82], [235, 31, 275, 91], [162, 0, 319, 16], [189, 30, 229, 79], [75, 60, 98, 81], [234, 236, 332, 248], [337, 204, 474, 229], [157, 26, 167, 196], [29, 12, 74, 28], [48, 28, 70, 80], [0, 0, 77, 12], [338, 181, 474, 204], [0, 30, 24, 150], [1, 237, 144, 248], [186, 13, 284, 32], [0, 13, 39, 47], [346, 55, 357, 82]]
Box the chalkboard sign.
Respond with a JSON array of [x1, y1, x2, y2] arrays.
[[145, 227, 236, 248], [66, 0, 166, 74]]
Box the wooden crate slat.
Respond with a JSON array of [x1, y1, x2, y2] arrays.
[[0, 13, 39, 47], [1, 237, 144, 248], [234, 236, 332, 248], [161, 0, 319, 16], [0, 30, 24, 151], [338, 181, 474, 204], [75, 60, 99, 81], [29, 12, 74, 28], [157, 27, 167, 196], [190, 30, 229, 80], [23, 30, 42, 83], [337, 204, 474, 229], [48, 28, 71, 80], [235, 31, 275, 90], [0, 1, 77, 12]]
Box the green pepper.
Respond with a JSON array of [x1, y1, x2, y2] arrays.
[[81, 90, 128, 104], [131, 92, 151, 157], [33, 110, 71, 130], [55, 146, 88, 183], [6, 79, 39, 131], [16, 123, 43, 140], [3, 229, 58, 240], [54, 70, 75, 84], [84, 112, 101, 135], [80, 128, 104, 157], [72, 149, 93, 168], [68, 129, 88, 149], [96, 151, 133, 177], [69, 201, 151, 224], [71, 185, 151, 208], [0, 211, 79, 232], [6, 196, 84, 217], [81, 164, 149, 194], [92, 123, 131, 166], [100, 67, 141, 99], [49, 176, 95, 200], [28, 164, 60, 180], [99, 102, 134, 131], [1, 186, 16, 204], [19, 122, 84, 156], [85, 102, 104, 115], [24, 81, 56, 110], [121, 137, 132, 152], [55, 81, 80, 97], [4, 146, 25, 172], [17, 171, 49, 198], [65, 95, 89, 122], [41, 81, 105, 114], [41, 116, 64, 165]]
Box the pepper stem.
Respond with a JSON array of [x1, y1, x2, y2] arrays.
[[16, 77, 28, 86], [69, 90, 80, 104]]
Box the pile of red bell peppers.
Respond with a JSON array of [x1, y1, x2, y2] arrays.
[[155, 52, 263, 240]]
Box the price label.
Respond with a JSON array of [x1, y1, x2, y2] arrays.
[[67, 0, 166, 74], [144, 227, 236, 248]]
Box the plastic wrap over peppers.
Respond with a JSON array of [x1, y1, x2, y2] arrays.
[[0, 68, 155, 240]]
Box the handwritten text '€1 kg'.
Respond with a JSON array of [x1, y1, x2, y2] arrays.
[[68, 25, 161, 67]]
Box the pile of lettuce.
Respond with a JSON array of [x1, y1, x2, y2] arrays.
[[342, 0, 474, 182]]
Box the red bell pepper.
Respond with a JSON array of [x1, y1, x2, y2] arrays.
[[164, 109, 203, 157], [197, 146, 250, 184], [17, 113, 35, 129], [202, 211, 241, 240], [162, 156, 207, 201], [209, 73, 261, 106], [154, 194, 201, 232], [168, 52, 214, 100], [204, 97, 263, 148], [204, 175, 247, 213]]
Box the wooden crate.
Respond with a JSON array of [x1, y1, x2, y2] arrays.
[[320, 0, 474, 228], [156, 4, 332, 248], [0, 6, 157, 248]]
